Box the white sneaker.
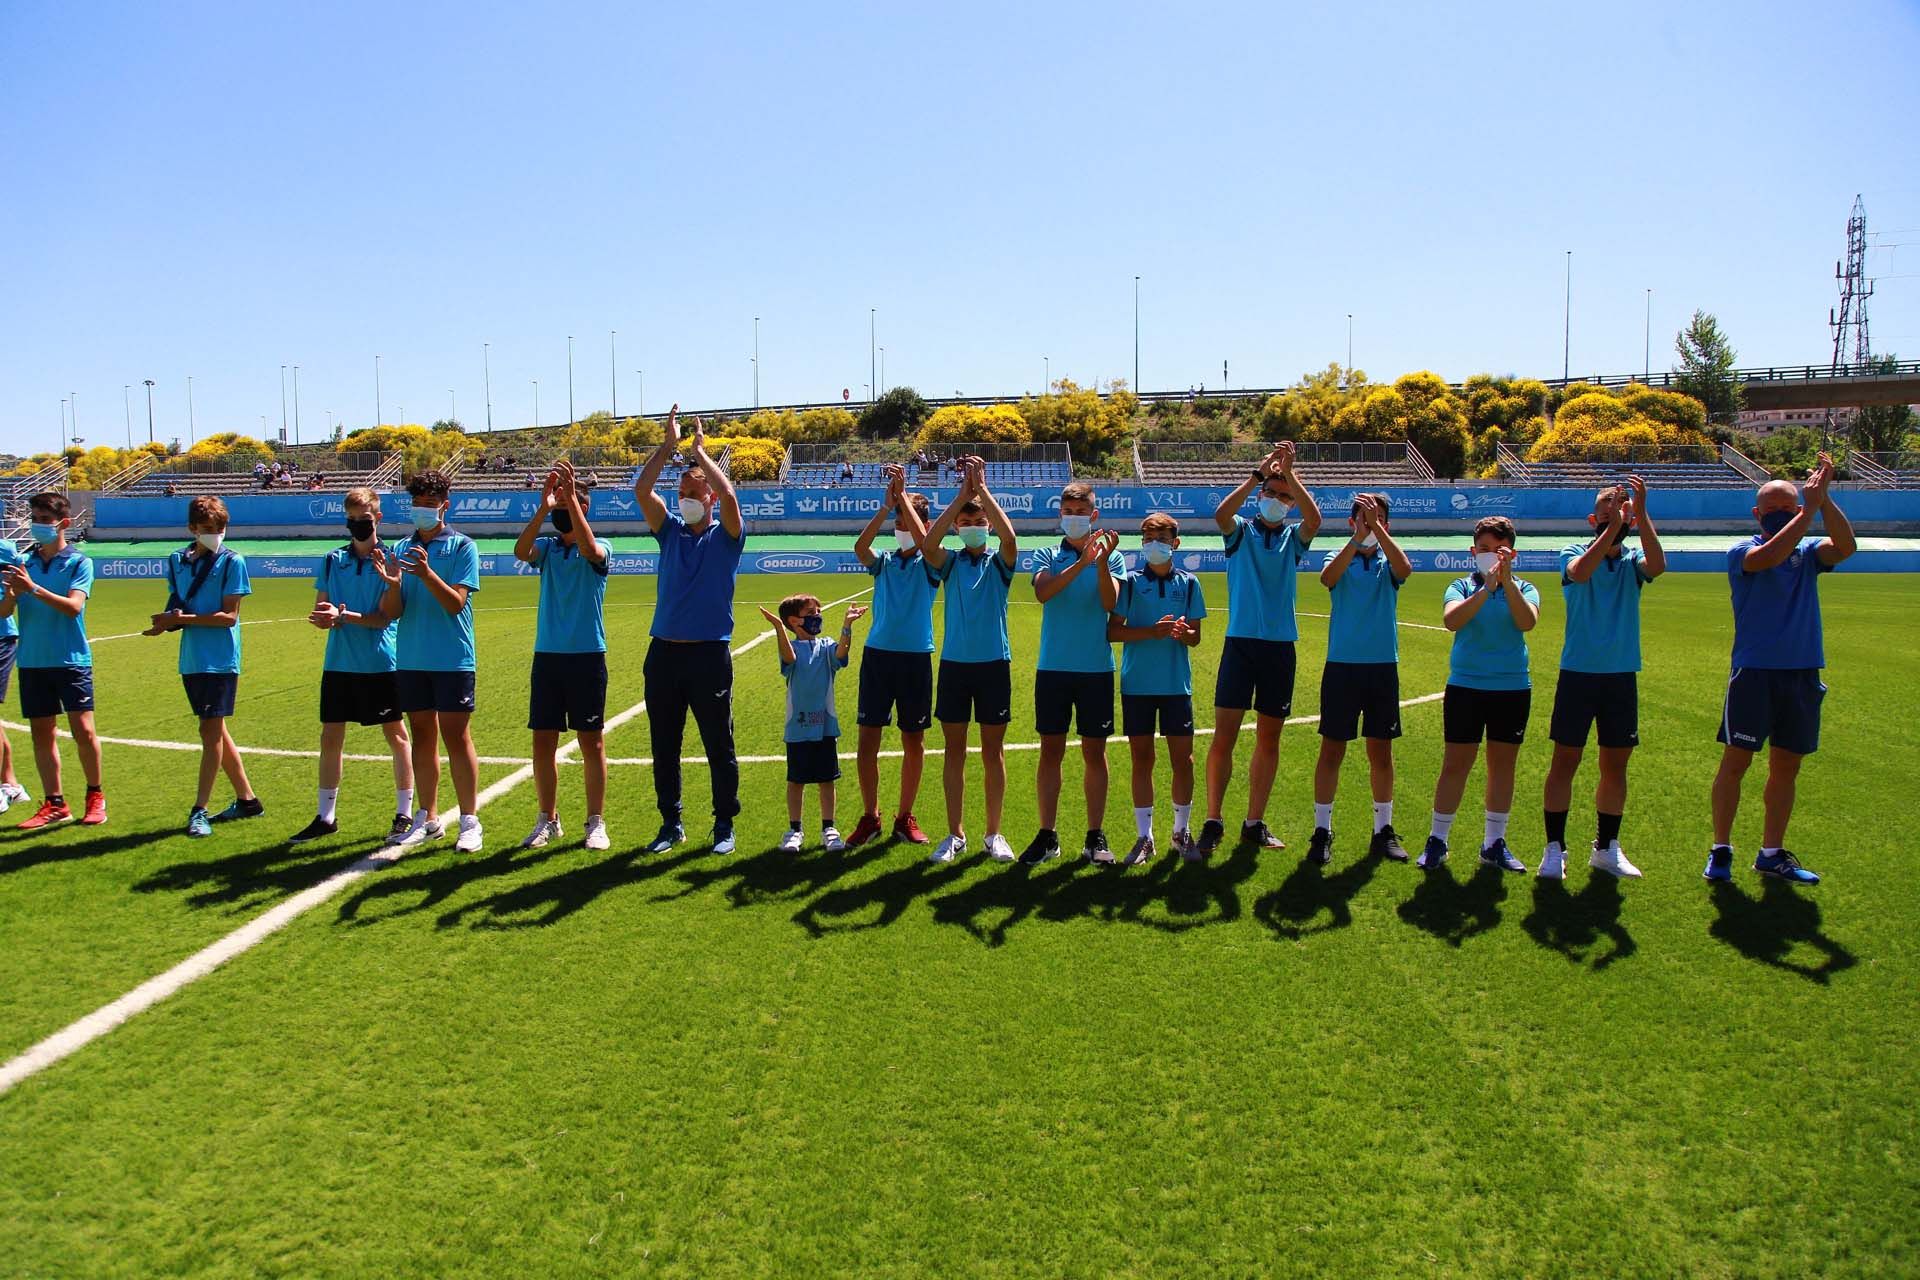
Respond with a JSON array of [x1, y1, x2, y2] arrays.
[[985, 833, 1016, 862], [456, 815, 484, 853], [931, 833, 966, 863], [0, 781, 28, 805], [780, 828, 804, 853], [394, 811, 443, 848], [0, 789, 10, 814], [822, 826, 846, 852], [583, 816, 610, 851], [1590, 840, 1643, 879], [521, 816, 562, 850], [1538, 841, 1568, 880]]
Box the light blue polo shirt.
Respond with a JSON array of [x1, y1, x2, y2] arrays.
[[396, 530, 481, 672], [165, 546, 252, 675], [781, 636, 847, 742], [1729, 535, 1829, 669], [865, 549, 939, 654], [1114, 568, 1207, 696], [18, 546, 93, 669], [0, 542, 23, 642], [1325, 550, 1403, 665], [650, 514, 745, 642], [317, 544, 399, 674], [1443, 574, 1540, 691], [1559, 542, 1650, 674], [532, 535, 610, 654], [1224, 516, 1311, 642], [1033, 542, 1126, 673], [936, 548, 1014, 664]]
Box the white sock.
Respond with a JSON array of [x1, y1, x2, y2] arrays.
[[1173, 802, 1191, 832], [460, 813, 480, 830], [396, 788, 413, 817], [1759, 845, 1782, 859], [1430, 811, 1455, 842], [1483, 810, 1510, 849], [1313, 802, 1333, 832], [1134, 806, 1154, 839], [1373, 801, 1393, 832], [317, 787, 339, 823]]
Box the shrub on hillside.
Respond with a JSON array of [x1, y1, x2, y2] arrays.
[[917, 404, 1032, 446], [1018, 379, 1136, 461], [859, 387, 930, 440]]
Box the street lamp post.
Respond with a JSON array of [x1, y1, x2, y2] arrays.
[[374, 355, 382, 429], [144, 379, 155, 445], [293, 366, 301, 444], [567, 335, 575, 426], [1133, 275, 1140, 392], [1044, 356, 1049, 394], [532, 381, 539, 430], [869, 309, 876, 406], [187, 376, 196, 444], [449, 390, 456, 423], [610, 331, 618, 419], [1347, 314, 1354, 382], [1644, 288, 1652, 382], [635, 371, 643, 416], [483, 343, 493, 431], [59, 398, 67, 457], [1562, 250, 1572, 383], [123, 385, 133, 450], [753, 317, 760, 408], [71, 393, 78, 446], [280, 364, 289, 442], [879, 347, 885, 395]]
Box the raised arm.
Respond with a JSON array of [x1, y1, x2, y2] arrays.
[[1813, 461, 1856, 566], [920, 464, 972, 569], [836, 604, 867, 662], [1495, 552, 1537, 631], [690, 419, 742, 540], [1628, 475, 1665, 579], [1214, 445, 1281, 534], [1277, 441, 1321, 543], [855, 465, 901, 567], [1320, 496, 1368, 589], [1094, 530, 1121, 611], [515, 470, 560, 564], [558, 460, 606, 566], [1374, 506, 1414, 582], [633, 404, 680, 532], [1745, 457, 1830, 573], [1565, 487, 1627, 584], [755, 605, 797, 665], [373, 545, 407, 620], [975, 458, 1020, 567], [3, 565, 85, 619]]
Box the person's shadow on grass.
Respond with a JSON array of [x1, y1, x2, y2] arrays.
[[135, 832, 386, 912], [437, 844, 711, 931], [1521, 874, 1637, 970], [1074, 840, 1260, 934], [335, 842, 570, 927], [927, 855, 1084, 947], [793, 852, 981, 936], [655, 840, 892, 910], [0, 822, 183, 879], [1397, 861, 1508, 947], [1708, 878, 1857, 985], [1254, 847, 1385, 942]]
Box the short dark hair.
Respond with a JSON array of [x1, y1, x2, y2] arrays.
[[956, 499, 984, 517], [1473, 515, 1517, 545], [29, 492, 70, 520], [187, 495, 230, 530], [407, 470, 452, 502], [778, 593, 821, 624]]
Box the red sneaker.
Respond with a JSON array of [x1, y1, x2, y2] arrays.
[[18, 799, 71, 830], [893, 812, 930, 844], [845, 812, 884, 847], [80, 790, 107, 826]]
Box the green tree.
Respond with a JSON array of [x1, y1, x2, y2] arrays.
[[1673, 310, 1743, 426], [858, 387, 930, 440]]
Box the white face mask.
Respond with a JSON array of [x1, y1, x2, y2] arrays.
[[1474, 550, 1501, 576], [1258, 497, 1290, 524], [679, 497, 709, 525], [1140, 540, 1174, 566], [894, 529, 919, 554], [196, 531, 225, 553], [1358, 532, 1379, 549], [1060, 514, 1093, 541]]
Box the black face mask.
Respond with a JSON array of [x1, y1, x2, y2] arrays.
[[1611, 523, 1631, 547], [346, 516, 376, 542], [551, 509, 574, 536]]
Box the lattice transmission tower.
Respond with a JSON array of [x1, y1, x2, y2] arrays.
[[1830, 194, 1873, 371]]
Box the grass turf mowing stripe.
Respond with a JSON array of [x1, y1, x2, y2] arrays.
[[0, 585, 871, 1096]]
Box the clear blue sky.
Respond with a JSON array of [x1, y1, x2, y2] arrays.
[[4, 0, 1918, 458]]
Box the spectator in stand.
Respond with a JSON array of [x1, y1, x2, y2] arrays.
[[165, 482, 181, 497], [307, 473, 324, 491], [840, 459, 856, 484]]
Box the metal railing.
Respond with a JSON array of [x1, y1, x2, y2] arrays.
[[1495, 442, 1533, 483], [440, 446, 469, 481], [1135, 440, 1416, 466], [367, 451, 404, 490], [785, 441, 1073, 467], [102, 453, 158, 493], [1846, 452, 1899, 488], [1404, 440, 1437, 482], [1719, 442, 1770, 485]]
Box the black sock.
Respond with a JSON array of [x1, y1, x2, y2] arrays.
[[790, 820, 803, 832], [822, 814, 835, 827], [1037, 827, 1056, 841], [1544, 809, 1568, 846], [1597, 811, 1623, 847], [49, 794, 63, 806]]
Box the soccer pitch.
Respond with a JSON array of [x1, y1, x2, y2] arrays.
[[1, 571, 1915, 1277]]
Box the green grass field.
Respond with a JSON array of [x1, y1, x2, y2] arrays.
[[1, 570, 1915, 1277]]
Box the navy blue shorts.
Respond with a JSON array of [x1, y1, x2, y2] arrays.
[[786, 737, 841, 784], [1718, 667, 1824, 756], [1319, 661, 1401, 742], [1035, 670, 1114, 738], [1443, 684, 1531, 746], [18, 665, 93, 720], [1122, 693, 1194, 738], [529, 651, 608, 732], [1550, 670, 1639, 749], [182, 673, 239, 719], [396, 669, 477, 715], [934, 659, 1012, 726], [1214, 637, 1296, 719], [0, 636, 16, 702], [320, 670, 402, 726], [857, 648, 933, 732]]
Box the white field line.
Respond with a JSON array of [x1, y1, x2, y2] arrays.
[[0, 589, 871, 1096]]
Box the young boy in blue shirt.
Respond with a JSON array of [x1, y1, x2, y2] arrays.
[[1540, 477, 1666, 880], [920, 456, 1019, 864], [758, 594, 867, 853], [1108, 512, 1206, 864], [1707, 454, 1855, 885], [1310, 493, 1414, 867], [1024, 481, 1125, 866], [514, 459, 612, 853], [848, 465, 937, 848], [292, 485, 415, 845], [1423, 515, 1540, 873], [378, 469, 484, 853], [1202, 441, 1321, 857], [0, 492, 106, 828], [141, 495, 263, 836], [0, 535, 34, 815]]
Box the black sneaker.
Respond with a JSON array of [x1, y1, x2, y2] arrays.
[[1479, 838, 1527, 873], [1371, 825, 1410, 862], [1416, 836, 1449, 870], [1085, 829, 1115, 867], [646, 823, 685, 855], [1307, 827, 1334, 866], [1240, 819, 1285, 850], [213, 796, 266, 822], [1018, 830, 1060, 866], [1195, 818, 1225, 857], [386, 813, 412, 844], [288, 816, 338, 844]]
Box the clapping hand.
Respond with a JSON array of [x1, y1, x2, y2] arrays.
[[1491, 545, 1517, 584], [882, 464, 906, 510], [554, 458, 578, 505], [540, 469, 562, 509], [1152, 613, 1183, 639], [1080, 528, 1120, 565], [1804, 453, 1835, 509], [664, 404, 681, 446], [143, 608, 185, 636], [370, 546, 403, 586], [1, 566, 27, 598], [756, 604, 784, 630], [843, 604, 868, 627], [1352, 494, 1379, 532], [1271, 440, 1297, 475], [308, 601, 341, 631]]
